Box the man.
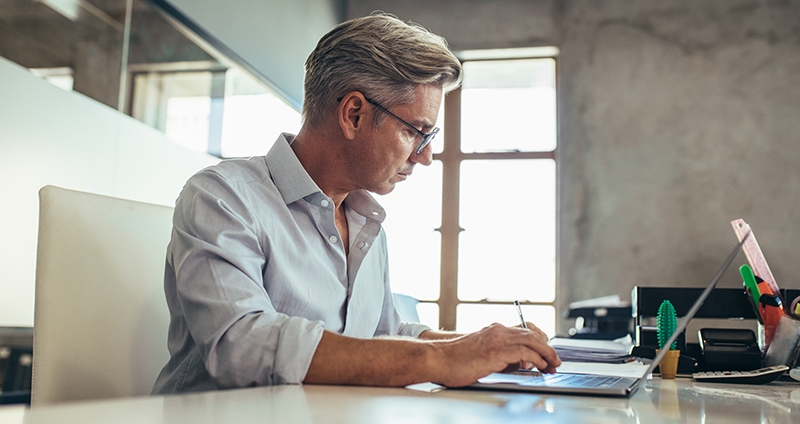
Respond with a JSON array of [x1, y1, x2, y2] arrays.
[[152, 13, 560, 394]]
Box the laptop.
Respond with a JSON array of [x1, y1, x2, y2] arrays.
[[465, 232, 750, 397]]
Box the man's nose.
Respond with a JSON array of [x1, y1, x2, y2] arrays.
[[411, 143, 433, 166]]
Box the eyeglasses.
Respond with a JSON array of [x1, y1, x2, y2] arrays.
[[363, 97, 439, 155]]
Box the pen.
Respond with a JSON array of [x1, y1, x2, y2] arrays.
[[514, 300, 528, 329]]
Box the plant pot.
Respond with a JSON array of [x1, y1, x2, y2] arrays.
[[656, 349, 680, 379]]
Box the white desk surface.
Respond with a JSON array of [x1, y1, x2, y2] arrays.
[[2, 378, 799, 423]]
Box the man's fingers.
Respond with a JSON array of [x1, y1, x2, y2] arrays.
[[469, 324, 561, 376], [511, 332, 561, 371], [514, 349, 550, 373], [524, 322, 549, 342]]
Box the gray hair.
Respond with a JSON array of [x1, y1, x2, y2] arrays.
[[302, 12, 463, 129]]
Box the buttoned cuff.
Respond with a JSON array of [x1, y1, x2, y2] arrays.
[[274, 318, 325, 384], [398, 322, 433, 338]]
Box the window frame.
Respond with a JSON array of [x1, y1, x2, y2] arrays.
[[427, 52, 559, 331]]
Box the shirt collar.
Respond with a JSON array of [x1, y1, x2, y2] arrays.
[[344, 190, 386, 224], [265, 133, 386, 224], [266, 133, 321, 205]]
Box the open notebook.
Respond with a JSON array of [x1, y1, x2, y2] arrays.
[[464, 233, 749, 397]]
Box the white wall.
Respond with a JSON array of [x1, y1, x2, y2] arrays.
[[0, 57, 219, 327]]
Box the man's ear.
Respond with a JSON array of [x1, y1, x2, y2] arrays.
[[338, 92, 367, 140]]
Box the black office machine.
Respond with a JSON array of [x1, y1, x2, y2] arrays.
[[565, 305, 633, 340], [698, 328, 762, 371]]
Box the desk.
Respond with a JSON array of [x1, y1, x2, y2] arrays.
[[1, 378, 799, 423]]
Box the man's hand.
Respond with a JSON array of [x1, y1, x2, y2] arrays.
[[515, 321, 550, 370], [304, 323, 560, 388], [519, 321, 549, 343], [429, 323, 561, 388]]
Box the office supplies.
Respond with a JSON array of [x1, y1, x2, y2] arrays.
[[760, 294, 781, 308], [756, 276, 785, 348], [465, 234, 749, 397], [698, 329, 761, 371], [743, 290, 763, 324], [731, 219, 782, 306], [405, 382, 446, 393], [549, 337, 633, 363], [566, 306, 633, 340], [514, 300, 527, 329], [692, 365, 788, 384], [764, 315, 800, 368], [731, 219, 788, 349], [790, 296, 800, 318], [740, 264, 760, 304], [739, 264, 766, 326], [566, 295, 632, 340], [755, 276, 774, 297], [555, 360, 650, 378], [632, 287, 757, 368]]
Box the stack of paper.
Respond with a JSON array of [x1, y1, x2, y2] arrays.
[[549, 336, 634, 364], [556, 361, 651, 379]]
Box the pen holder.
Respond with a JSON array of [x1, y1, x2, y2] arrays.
[[764, 315, 800, 368]]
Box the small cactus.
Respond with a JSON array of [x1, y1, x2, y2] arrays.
[[656, 300, 678, 350]]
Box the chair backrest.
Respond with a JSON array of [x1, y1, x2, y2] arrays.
[[392, 293, 420, 323], [32, 186, 173, 405]]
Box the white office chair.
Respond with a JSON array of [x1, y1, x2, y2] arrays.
[[32, 185, 173, 405], [392, 293, 421, 323]]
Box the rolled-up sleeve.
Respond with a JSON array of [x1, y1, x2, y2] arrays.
[[171, 171, 323, 388]]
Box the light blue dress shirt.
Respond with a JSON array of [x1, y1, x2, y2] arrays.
[[152, 134, 430, 394]]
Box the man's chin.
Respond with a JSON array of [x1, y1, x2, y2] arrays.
[[372, 183, 397, 196]]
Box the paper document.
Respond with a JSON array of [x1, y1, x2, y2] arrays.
[[556, 361, 651, 379], [406, 382, 446, 393], [549, 336, 634, 363]]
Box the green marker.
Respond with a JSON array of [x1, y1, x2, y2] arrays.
[[740, 264, 760, 304]]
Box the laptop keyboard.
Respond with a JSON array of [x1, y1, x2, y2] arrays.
[[522, 373, 623, 388]]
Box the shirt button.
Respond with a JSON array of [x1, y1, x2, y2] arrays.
[[320, 199, 329, 208], [359, 242, 368, 249], [328, 235, 338, 244]]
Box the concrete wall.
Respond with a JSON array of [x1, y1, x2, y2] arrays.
[[347, 0, 800, 332]]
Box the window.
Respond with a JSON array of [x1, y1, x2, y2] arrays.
[[129, 67, 300, 157], [0, 0, 299, 158], [380, 49, 558, 336], [124, 4, 301, 157]]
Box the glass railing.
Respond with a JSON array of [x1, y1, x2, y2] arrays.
[[0, 0, 300, 157]]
